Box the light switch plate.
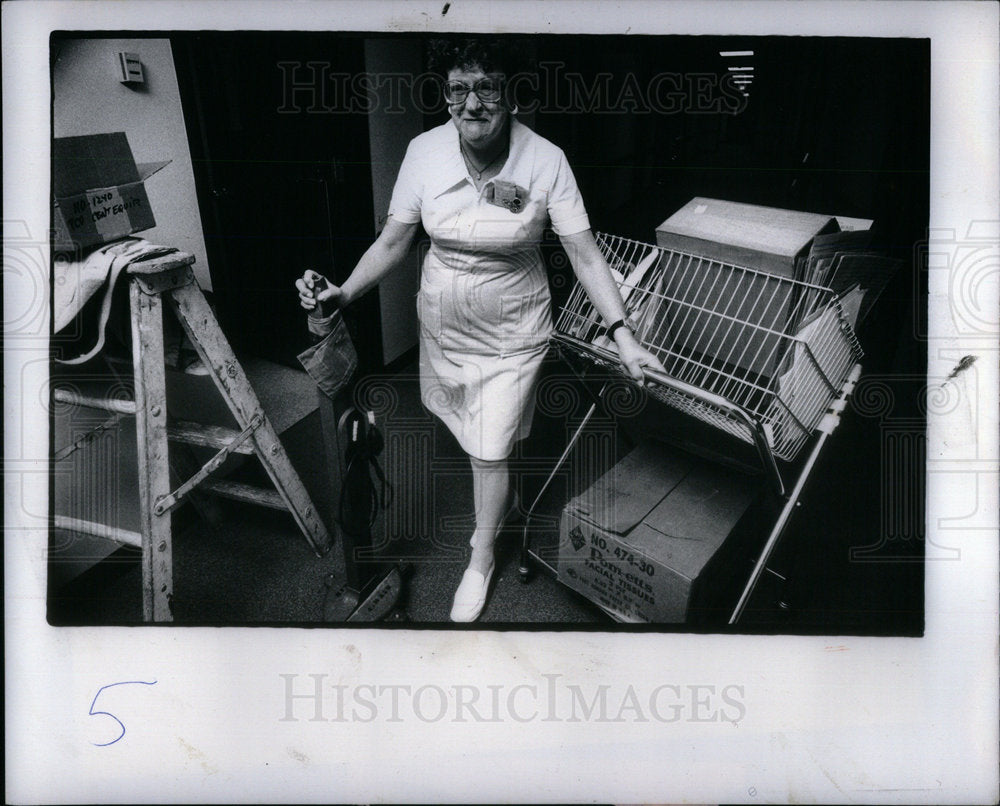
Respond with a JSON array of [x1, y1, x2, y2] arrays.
[[117, 52, 144, 84]]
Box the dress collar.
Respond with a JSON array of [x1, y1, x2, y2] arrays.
[[429, 117, 534, 200]]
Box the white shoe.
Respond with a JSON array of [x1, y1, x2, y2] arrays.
[[453, 490, 517, 621], [449, 560, 496, 622]]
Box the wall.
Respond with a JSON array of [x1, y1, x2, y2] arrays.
[[364, 38, 422, 365], [50, 37, 212, 584], [52, 38, 211, 289]]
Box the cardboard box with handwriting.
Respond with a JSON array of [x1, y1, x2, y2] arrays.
[[53, 132, 170, 250]]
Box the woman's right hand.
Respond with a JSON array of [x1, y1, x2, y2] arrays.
[[295, 269, 343, 312]]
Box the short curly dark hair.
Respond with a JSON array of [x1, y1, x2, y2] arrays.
[[427, 37, 532, 77]]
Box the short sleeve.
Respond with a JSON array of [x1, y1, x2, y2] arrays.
[[386, 140, 423, 224], [546, 149, 591, 236]]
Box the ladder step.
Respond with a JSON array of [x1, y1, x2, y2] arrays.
[[200, 479, 287, 510], [167, 420, 256, 454], [53, 515, 142, 548], [126, 251, 196, 275], [54, 391, 256, 456], [53, 387, 137, 415]]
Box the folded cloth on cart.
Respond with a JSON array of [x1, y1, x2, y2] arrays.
[[53, 237, 179, 365], [297, 309, 358, 398]]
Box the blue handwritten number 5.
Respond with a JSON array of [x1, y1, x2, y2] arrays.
[[89, 680, 157, 747]]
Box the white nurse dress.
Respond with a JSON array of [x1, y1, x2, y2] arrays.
[[387, 117, 591, 461]]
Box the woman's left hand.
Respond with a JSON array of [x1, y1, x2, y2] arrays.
[[614, 328, 666, 384]]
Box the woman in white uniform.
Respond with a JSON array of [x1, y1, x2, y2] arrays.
[[297, 39, 664, 622]]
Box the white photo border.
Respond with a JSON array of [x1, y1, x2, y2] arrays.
[[4, 1, 998, 803]]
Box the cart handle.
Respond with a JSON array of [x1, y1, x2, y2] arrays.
[[554, 335, 786, 497]]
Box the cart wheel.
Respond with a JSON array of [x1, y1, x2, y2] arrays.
[[518, 564, 531, 584]]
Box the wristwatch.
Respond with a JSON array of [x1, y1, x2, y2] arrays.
[[605, 318, 632, 338]]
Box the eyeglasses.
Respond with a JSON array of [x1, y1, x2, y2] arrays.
[[443, 78, 503, 104]]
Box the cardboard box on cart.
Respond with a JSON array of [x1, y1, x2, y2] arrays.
[[557, 442, 764, 623], [53, 132, 170, 251], [650, 197, 839, 379]]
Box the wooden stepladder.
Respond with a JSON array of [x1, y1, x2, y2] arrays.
[[54, 252, 330, 621]]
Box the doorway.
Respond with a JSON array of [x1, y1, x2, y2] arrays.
[[171, 32, 383, 370]]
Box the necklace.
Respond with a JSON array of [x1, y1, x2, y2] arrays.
[[460, 140, 508, 181]]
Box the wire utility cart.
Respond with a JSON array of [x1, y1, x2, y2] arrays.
[[518, 232, 864, 624]]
